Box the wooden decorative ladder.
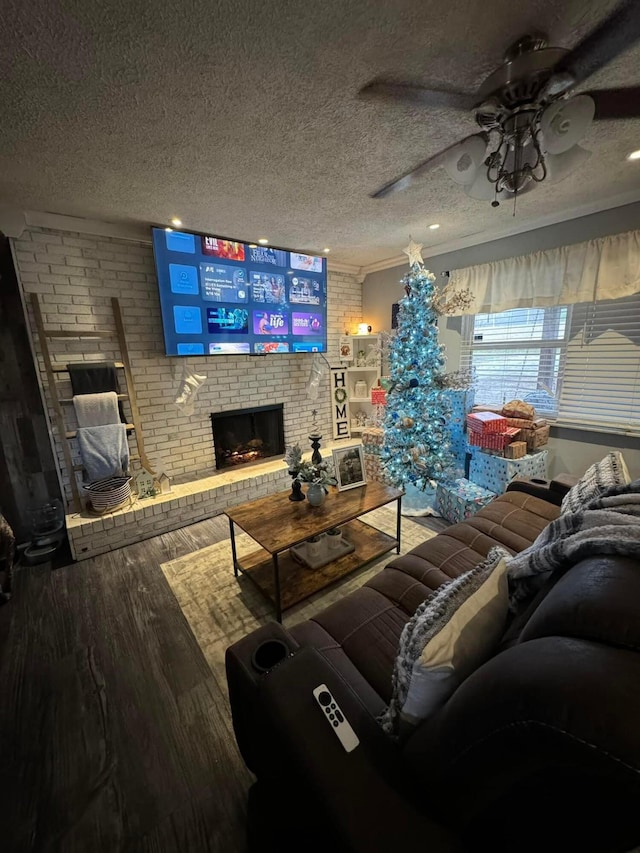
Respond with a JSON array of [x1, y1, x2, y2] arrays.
[[30, 294, 154, 512]]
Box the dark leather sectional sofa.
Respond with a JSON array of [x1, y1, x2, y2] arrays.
[[226, 478, 640, 853]]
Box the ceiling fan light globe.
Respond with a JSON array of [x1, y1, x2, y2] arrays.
[[464, 169, 497, 200], [546, 145, 592, 183], [540, 95, 595, 154], [444, 135, 488, 185]]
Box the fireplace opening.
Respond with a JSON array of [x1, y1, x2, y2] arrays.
[[211, 404, 285, 469]]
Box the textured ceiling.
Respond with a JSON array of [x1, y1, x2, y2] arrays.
[[1, 0, 640, 266]]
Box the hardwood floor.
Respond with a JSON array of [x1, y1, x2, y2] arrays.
[[0, 510, 448, 853], [0, 517, 252, 853]]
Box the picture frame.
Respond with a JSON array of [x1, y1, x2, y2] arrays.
[[332, 444, 367, 491], [339, 334, 353, 361]]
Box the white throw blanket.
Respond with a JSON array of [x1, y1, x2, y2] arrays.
[[73, 392, 120, 427], [507, 479, 640, 609]]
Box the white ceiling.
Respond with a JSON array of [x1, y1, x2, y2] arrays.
[[2, 0, 640, 267]]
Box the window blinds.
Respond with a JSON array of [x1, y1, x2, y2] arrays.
[[556, 293, 640, 434], [461, 295, 640, 434], [460, 307, 568, 416]]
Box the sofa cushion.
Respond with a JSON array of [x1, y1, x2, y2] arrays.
[[518, 555, 640, 649], [379, 549, 509, 738], [294, 492, 560, 710], [561, 450, 631, 514], [386, 492, 559, 589]]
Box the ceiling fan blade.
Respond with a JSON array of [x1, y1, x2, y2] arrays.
[[371, 133, 487, 200], [549, 0, 640, 93], [587, 87, 640, 119], [359, 81, 476, 111]]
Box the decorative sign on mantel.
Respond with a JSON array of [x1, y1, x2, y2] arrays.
[[330, 367, 351, 439]]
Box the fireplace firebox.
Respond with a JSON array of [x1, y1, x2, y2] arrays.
[[211, 404, 285, 469]]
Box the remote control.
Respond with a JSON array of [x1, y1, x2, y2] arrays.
[[312, 684, 360, 753]]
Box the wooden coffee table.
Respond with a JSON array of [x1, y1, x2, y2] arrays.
[[225, 481, 403, 621]]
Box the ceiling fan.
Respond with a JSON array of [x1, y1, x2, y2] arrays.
[[360, 0, 640, 206]]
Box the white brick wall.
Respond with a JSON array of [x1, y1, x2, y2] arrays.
[[13, 226, 362, 506]]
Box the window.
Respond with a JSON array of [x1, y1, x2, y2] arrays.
[[461, 306, 569, 417], [461, 294, 640, 434]]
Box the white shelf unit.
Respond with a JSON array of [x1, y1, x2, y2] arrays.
[[343, 335, 381, 433]]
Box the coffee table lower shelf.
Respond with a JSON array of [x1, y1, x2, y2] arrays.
[[236, 519, 398, 616]]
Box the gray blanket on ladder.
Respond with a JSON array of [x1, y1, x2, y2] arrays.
[[507, 479, 640, 609], [77, 423, 130, 482]]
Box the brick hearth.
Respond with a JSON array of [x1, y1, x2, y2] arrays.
[[66, 439, 354, 560]]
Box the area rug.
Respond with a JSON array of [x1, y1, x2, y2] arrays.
[[160, 506, 436, 693]]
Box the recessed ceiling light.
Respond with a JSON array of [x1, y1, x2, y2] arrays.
[[258, 238, 269, 245], [627, 149, 640, 161], [165, 227, 173, 232], [323, 247, 331, 253], [170, 218, 182, 227], [429, 223, 440, 230]]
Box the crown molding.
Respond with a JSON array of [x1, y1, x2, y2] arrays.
[[24, 210, 151, 242], [360, 254, 406, 275], [21, 210, 366, 279], [327, 260, 362, 276], [15, 186, 640, 280], [0, 206, 27, 238], [359, 189, 640, 278]]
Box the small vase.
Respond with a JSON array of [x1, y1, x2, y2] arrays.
[[306, 483, 326, 507], [326, 528, 343, 551], [306, 536, 324, 561]]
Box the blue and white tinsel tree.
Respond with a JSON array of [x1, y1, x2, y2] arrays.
[[382, 242, 455, 491]]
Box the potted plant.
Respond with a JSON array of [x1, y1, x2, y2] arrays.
[[326, 527, 343, 551], [295, 460, 337, 506], [306, 535, 324, 560]]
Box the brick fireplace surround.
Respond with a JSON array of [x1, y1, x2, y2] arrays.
[[66, 438, 352, 560], [12, 223, 363, 560]]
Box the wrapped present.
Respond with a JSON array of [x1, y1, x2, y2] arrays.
[[466, 411, 508, 434], [504, 416, 547, 430], [362, 427, 384, 455], [443, 388, 475, 470], [364, 455, 383, 482], [522, 422, 550, 450], [469, 448, 548, 494], [363, 428, 385, 481], [502, 399, 535, 420], [435, 478, 497, 524], [468, 426, 520, 452], [505, 441, 527, 459], [471, 404, 503, 414], [370, 387, 387, 405]]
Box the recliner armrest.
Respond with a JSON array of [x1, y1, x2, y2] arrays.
[[506, 473, 576, 506], [549, 472, 579, 495], [254, 646, 461, 852]]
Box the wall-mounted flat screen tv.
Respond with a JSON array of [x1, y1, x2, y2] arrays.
[[151, 227, 328, 356]]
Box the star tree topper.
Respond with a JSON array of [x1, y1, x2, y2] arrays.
[[403, 238, 424, 268]]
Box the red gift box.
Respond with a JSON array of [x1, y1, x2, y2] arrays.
[[468, 427, 521, 451], [466, 411, 508, 434], [370, 387, 387, 405]]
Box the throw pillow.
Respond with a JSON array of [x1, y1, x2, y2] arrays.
[[561, 451, 631, 514], [379, 547, 509, 739]]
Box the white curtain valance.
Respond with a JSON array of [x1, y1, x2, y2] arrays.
[[448, 228, 640, 315]]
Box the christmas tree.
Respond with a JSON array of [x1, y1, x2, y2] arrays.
[[381, 240, 455, 490]]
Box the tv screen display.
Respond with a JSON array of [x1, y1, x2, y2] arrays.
[[151, 227, 328, 356]]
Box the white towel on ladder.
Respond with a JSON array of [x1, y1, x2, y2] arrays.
[[73, 391, 120, 427]]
